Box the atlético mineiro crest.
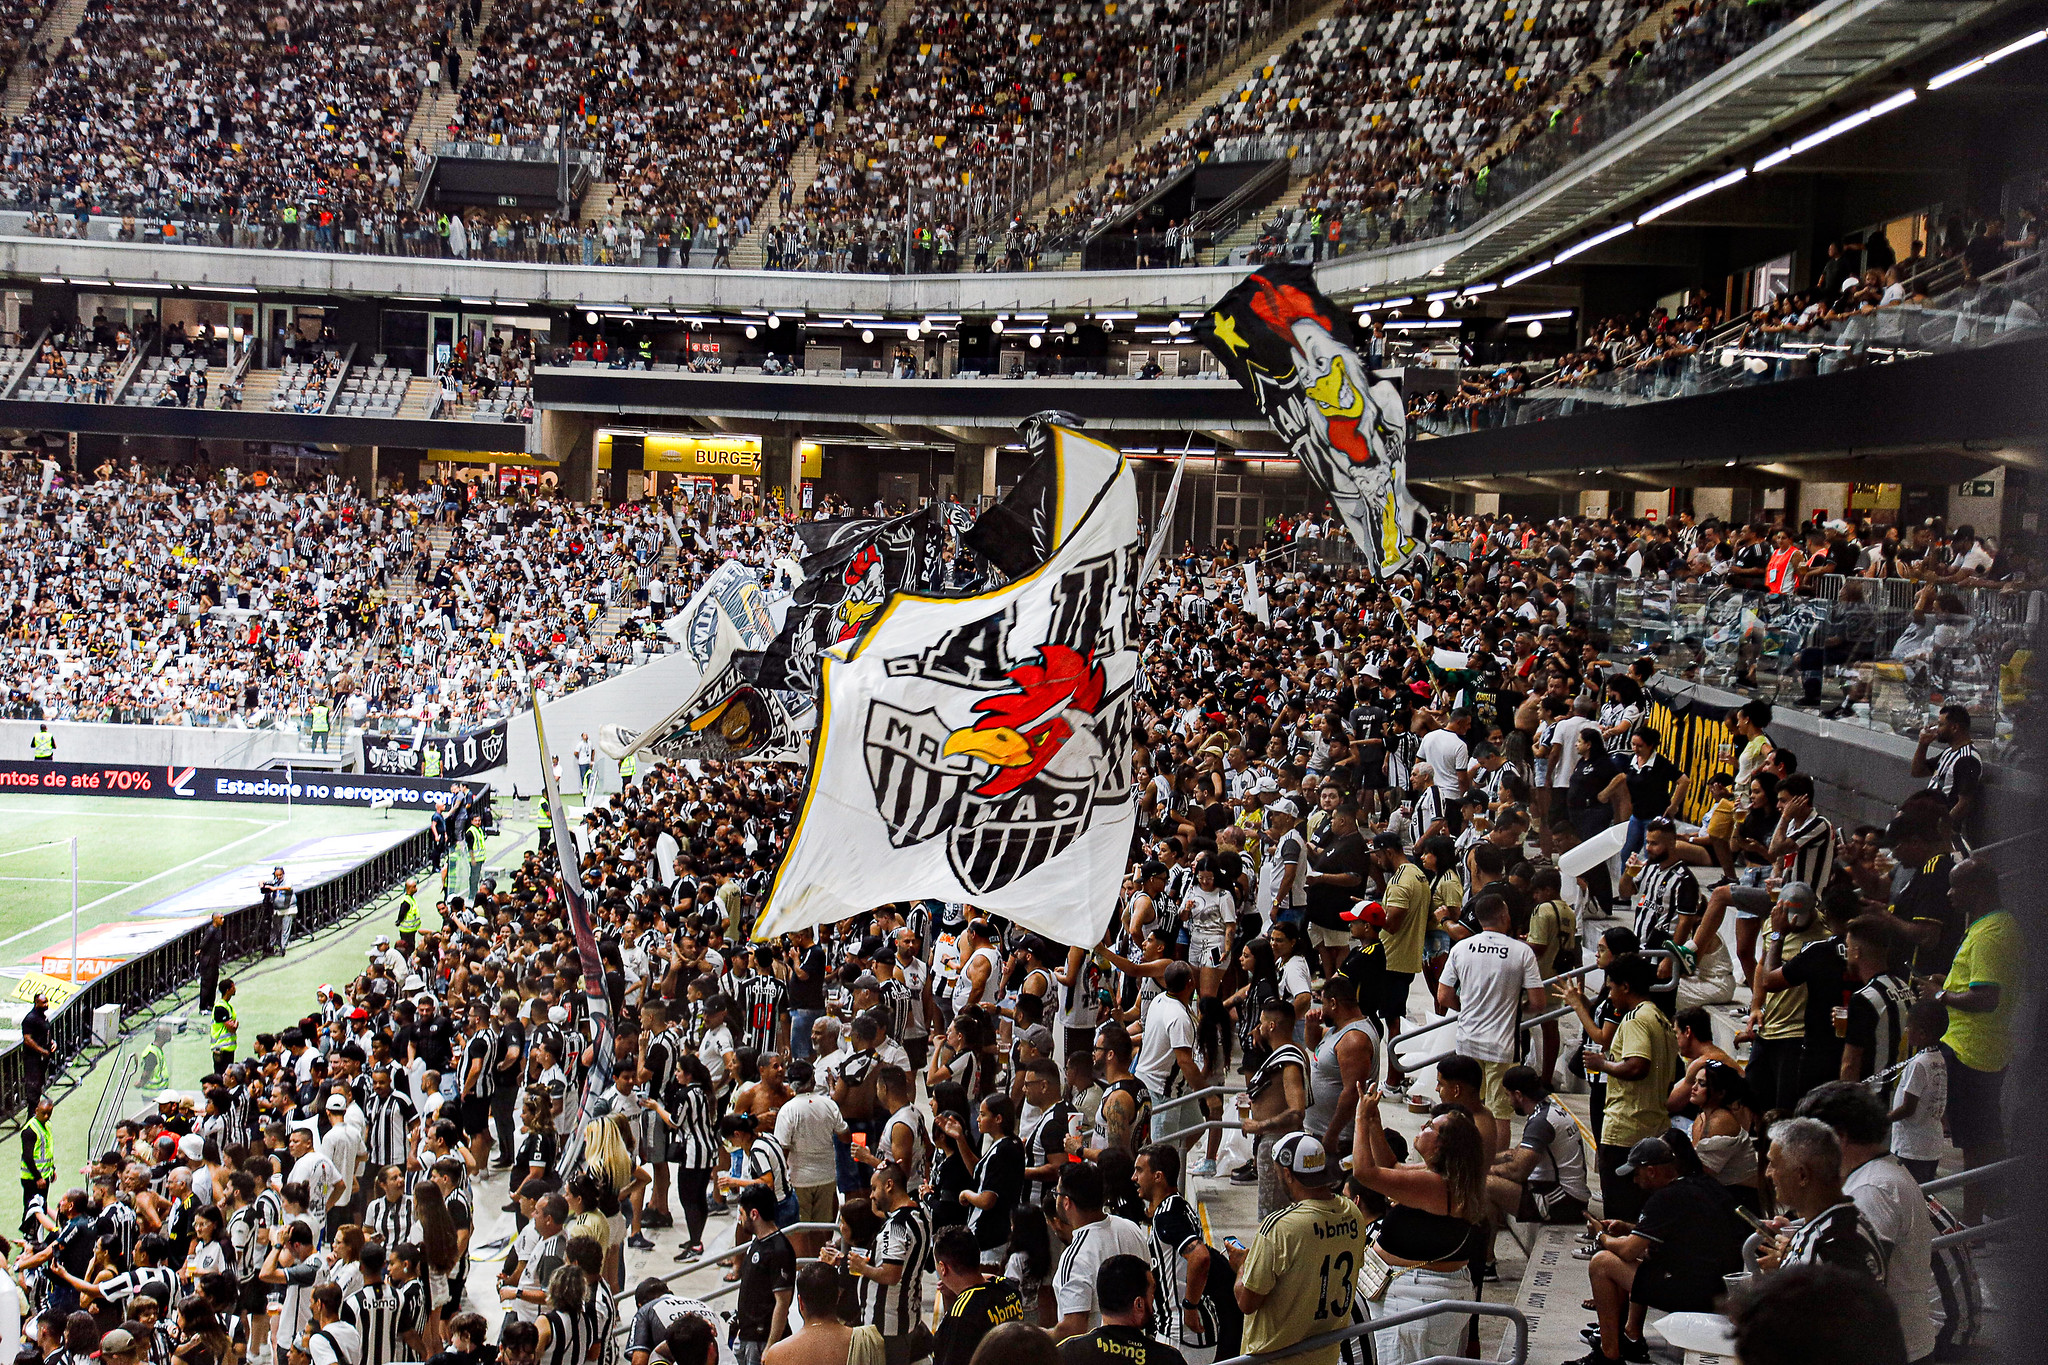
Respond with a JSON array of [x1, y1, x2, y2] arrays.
[[863, 550, 1134, 895]]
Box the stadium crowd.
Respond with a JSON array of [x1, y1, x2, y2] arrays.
[[0, 451, 794, 730], [0, 495, 2016, 1365]]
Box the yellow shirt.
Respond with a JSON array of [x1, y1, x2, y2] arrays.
[[1527, 898, 1575, 977], [1603, 1002, 1677, 1148], [1942, 910, 2022, 1072], [1760, 927, 1821, 1040], [1239, 1193, 1367, 1365], [1702, 797, 1736, 841], [1379, 862, 1432, 975]]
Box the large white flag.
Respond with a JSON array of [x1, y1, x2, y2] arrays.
[[755, 427, 1139, 944]]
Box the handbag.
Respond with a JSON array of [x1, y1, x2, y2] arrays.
[[1356, 1243, 1395, 1303]]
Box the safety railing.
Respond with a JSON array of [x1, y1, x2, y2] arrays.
[[1212, 1300, 1528, 1365], [1739, 1154, 2018, 1270], [609, 1222, 841, 1331], [0, 824, 438, 1122], [1395, 951, 1678, 1075]]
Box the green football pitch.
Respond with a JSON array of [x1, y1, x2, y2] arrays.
[[0, 791, 539, 1230]]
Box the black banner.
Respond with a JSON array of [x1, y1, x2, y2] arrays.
[[361, 721, 511, 778], [0, 761, 485, 808], [751, 505, 946, 694]]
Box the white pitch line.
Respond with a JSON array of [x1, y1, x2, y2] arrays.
[[0, 806, 271, 824], [0, 821, 290, 948], [0, 877, 130, 885]]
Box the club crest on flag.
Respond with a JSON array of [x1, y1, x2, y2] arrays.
[[755, 423, 1140, 945]]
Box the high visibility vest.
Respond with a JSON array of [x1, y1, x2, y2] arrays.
[[466, 825, 486, 864], [536, 800, 552, 833], [397, 894, 421, 933], [1765, 545, 1799, 594], [619, 753, 636, 781], [310, 704, 330, 733], [21, 1117, 53, 1182], [422, 747, 442, 777], [210, 1000, 237, 1054], [139, 1044, 169, 1090], [30, 731, 53, 757]]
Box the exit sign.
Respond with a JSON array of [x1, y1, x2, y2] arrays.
[[1958, 480, 1996, 497]]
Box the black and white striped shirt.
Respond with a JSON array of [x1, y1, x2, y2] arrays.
[[1783, 1200, 1888, 1283], [1849, 973, 1914, 1097], [394, 1277, 430, 1342], [587, 1281, 619, 1365], [861, 1203, 932, 1337], [740, 974, 788, 1054], [1411, 785, 1446, 840], [1249, 1043, 1309, 1105], [364, 1091, 418, 1169], [1929, 743, 1982, 812], [1632, 859, 1699, 960], [1780, 813, 1837, 893], [341, 1282, 404, 1365], [743, 1135, 789, 1201], [544, 1305, 592, 1365], [1023, 1103, 1076, 1209], [365, 1195, 416, 1249], [674, 1085, 719, 1171]]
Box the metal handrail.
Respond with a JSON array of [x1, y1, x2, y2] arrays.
[[1210, 1300, 1528, 1365], [1394, 950, 1678, 1067], [1931, 1215, 2016, 1251], [1919, 1156, 2021, 1196], [1153, 1083, 1246, 1116]]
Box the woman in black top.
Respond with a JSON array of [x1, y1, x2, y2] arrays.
[[1566, 728, 1632, 914], [1351, 1091, 1489, 1365], [952, 1094, 1025, 1269], [514, 1088, 559, 1200], [1224, 937, 1281, 1074], [923, 1081, 975, 1232]]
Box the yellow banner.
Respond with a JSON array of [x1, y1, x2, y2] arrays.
[[597, 432, 822, 477], [429, 449, 561, 467], [14, 971, 79, 1007]]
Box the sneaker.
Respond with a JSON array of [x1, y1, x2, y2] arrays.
[[643, 1210, 674, 1229], [627, 1235, 656, 1251], [1566, 1349, 1621, 1365], [1383, 1079, 1410, 1100], [1229, 1165, 1259, 1186], [1188, 1158, 1216, 1178]]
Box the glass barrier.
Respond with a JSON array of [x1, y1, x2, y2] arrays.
[[1414, 253, 2047, 436], [1573, 572, 2042, 758]]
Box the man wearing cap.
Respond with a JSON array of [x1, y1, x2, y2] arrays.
[[1575, 1135, 1742, 1365], [98, 1325, 143, 1365], [370, 936, 407, 978], [1256, 798, 1306, 930], [1223, 1133, 1364, 1365]]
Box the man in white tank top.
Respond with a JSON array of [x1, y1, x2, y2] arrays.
[[952, 917, 1002, 1015]]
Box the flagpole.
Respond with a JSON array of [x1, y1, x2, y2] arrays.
[[69, 836, 78, 984]]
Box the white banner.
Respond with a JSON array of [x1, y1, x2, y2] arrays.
[[756, 426, 1139, 943]]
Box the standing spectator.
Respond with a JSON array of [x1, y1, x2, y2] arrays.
[[1223, 1134, 1366, 1365], [1909, 706, 1981, 829], [1887, 1001, 1949, 1183], [732, 1186, 797, 1364], [829, 1159, 931, 1365], [1929, 857, 2017, 1223], [1435, 895, 1546, 1120], [1795, 1084, 1936, 1363], [930, 1227, 1023, 1365], [1133, 1144, 1240, 1359], [1238, 1000, 1307, 1219], [1050, 1163, 1148, 1340], [1057, 1254, 1185, 1365], [1582, 955, 1676, 1223], [1132, 964, 1201, 1144], [1346, 1099, 1487, 1365], [1841, 917, 1913, 1090], [772, 1061, 845, 1258]]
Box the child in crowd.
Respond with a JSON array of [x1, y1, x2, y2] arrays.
[[1889, 999, 1949, 1182]]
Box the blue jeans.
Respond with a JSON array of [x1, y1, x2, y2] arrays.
[[789, 1009, 821, 1060], [1621, 815, 1648, 862]]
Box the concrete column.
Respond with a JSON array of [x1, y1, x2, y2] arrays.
[[539, 410, 600, 502], [762, 428, 799, 515], [953, 443, 997, 506], [339, 445, 378, 494]]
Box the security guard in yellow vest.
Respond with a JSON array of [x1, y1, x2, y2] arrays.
[[465, 823, 487, 899], [396, 878, 422, 952], [535, 795, 552, 836], [138, 1036, 171, 1091], [309, 702, 331, 754], [20, 1097, 54, 1205], [30, 725, 53, 760], [619, 751, 637, 784], [210, 979, 239, 1073]]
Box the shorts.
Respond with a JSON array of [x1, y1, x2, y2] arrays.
[[1943, 1046, 2006, 1150], [1378, 970, 1416, 1027], [1631, 1264, 1723, 1313], [1478, 1060, 1518, 1120], [1516, 1180, 1588, 1224], [795, 1182, 837, 1225], [1309, 921, 1350, 951], [1189, 934, 1228, 970], [1728, 885, 1772, 918], [735, 1341, 765, 1365], [239, 1279, 270, 1315], [460, 1095, 491, 1136]]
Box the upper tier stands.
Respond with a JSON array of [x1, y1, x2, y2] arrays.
[[449, 0, 880, 240], [0, 0, 434, 220]]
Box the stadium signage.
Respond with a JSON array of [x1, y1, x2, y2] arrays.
[[0, 761, 484, 808], [361, 721, 511, 778]]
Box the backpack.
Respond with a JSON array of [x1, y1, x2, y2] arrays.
[[1546, 897, 1583, 974]]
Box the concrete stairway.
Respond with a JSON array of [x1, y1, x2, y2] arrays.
[[401, 0, 494, 173], [723, 0, 914, 269], [0, 0, 89, 120], [396, 376, 440, 418], [577, 180, 620, 225], [1200, 173, 1312, 265], [1017, 0, 1348, 225], [237, 369, 285, 412], [1473, 0, 1692, 168]]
